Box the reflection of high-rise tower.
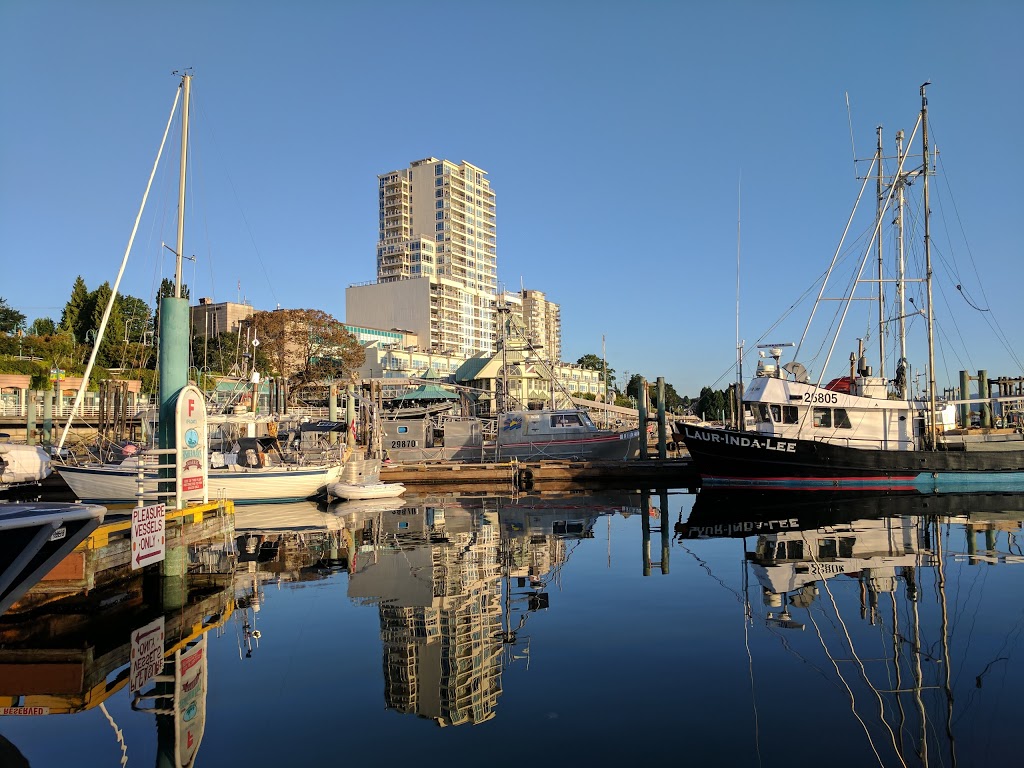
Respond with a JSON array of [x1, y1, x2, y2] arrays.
[[349, 504, 503, 726], [346, 497, 602, 725]]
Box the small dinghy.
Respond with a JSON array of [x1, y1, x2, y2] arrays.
[[328, 481, 406, 501]]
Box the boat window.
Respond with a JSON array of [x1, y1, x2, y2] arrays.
[[756, 404, 771, 422], [783, 540, 804, 560], [839, 537, 855, 558], [834, 408, 852, 429], [813, 407, 832, 428], [397, 426, 408, 434], [770, 405, 782, 422], [551, 413, 583, 428], [782, 406, 799, 424], [818, 538, 838, 559]]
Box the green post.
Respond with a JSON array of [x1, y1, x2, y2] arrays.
[[637, 377, 648, 460], [978, 370, 991, 428], [657, 376, 667, 459], [329, 383, 338, 445], [26, 391, 37, 445], [958, 370, 970, 427], [346, 382, 356, 451], [42, 388, 53, 446], [158, 297, 190, 452]]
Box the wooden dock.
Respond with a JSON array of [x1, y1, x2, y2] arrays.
[[381, 457, 699, 492]]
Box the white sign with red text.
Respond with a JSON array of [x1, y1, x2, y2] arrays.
[[174, 384, 208, 505], [131, 502, 166, 570]]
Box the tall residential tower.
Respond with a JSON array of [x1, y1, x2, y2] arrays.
[[347, 158, 498, 359]]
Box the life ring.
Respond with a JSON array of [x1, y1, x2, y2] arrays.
[[666, 441, 678, 452], [518, 468, 534, 491]]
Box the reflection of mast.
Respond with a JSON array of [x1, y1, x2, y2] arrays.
[[935, 518, 957, 766]]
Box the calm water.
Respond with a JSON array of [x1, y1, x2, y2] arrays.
[[3, 488, 1024, 767]]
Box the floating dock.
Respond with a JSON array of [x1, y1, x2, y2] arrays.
[[381, 457, 698, 492]]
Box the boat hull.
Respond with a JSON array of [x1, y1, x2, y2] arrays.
[[495, 429, 641, 462], [680, 423, 1024, 491], [328, 481, 406, 500], [56, 463, 341, 505]]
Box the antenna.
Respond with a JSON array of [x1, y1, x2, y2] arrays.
[[846, 91, 858, 177]]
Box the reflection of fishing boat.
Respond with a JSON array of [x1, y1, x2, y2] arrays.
[[682, 87, 1024, 490], [680, 489, 1024, 765], [0, 502, 105, 614], [680, 487, 1024, 540]]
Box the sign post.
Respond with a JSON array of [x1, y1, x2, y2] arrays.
[[174, 384, 208, 507], [131, 502, 166, 569]]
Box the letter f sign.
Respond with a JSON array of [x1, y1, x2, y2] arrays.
[[188, 399, 195, 417]]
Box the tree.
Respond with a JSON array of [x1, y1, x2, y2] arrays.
[[576, 353, 616, 392], [28, 317, 57, 336], [0, 297, 26, 334], [60, 276, 90, 341], [250, 308, 365, 397]]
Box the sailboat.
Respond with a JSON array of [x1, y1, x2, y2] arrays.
[[681, 85, 1024, 490], [52, 72, 342, 505]]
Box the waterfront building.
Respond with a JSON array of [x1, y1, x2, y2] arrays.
[[347, 157, 499, 360]]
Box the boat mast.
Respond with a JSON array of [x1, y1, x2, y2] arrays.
[[921, 82, 938, 447], [895, 130, 909, 380], [875, 126, 886, 379], [174, 72, 191, 297]]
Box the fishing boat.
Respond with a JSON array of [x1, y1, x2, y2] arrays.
[[681, 85, 1024, 490], [381, 407, 639, 463]]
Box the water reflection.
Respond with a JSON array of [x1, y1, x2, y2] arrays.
[[340, 492, 632, 726], [2, 489, 1024, 766], [679, 489, 1024, 767]]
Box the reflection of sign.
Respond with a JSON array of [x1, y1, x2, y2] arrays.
[[174, 385, 208, 505], [48, 368, 65, 383], [2, 706, 50, 715], [130, 616, 166, 693], [177, 637, 208, 766], [131, 503, 166, 569]]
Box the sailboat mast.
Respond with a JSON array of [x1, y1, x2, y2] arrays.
[[921, 82, 938, 446], [875, 126, 886, 378], [895, 130, 909, 370], [174, 73, 191, 298]]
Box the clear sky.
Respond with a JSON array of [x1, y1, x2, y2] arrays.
[[2, 1, 1021, 396]]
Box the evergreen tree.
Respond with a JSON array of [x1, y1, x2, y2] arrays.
[[60, 276, 89, 341], [28, 317, 57, 336]]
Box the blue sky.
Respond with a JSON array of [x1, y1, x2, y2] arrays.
[[2, 1, 1021, 396]]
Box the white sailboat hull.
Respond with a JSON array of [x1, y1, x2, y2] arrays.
[[57, 463, 342, 505]]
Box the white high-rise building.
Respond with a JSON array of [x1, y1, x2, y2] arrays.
[[347, 157, 498, 360]]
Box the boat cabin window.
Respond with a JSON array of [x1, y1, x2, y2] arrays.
[[397, 426, 409, 434], [770, 404, 782, 422], [813, 407, 852, 429], [756, 404, 771, 423], [813, 407, 832, 428], [782, 406, 799, 424], [551, 413, 583, 428]]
